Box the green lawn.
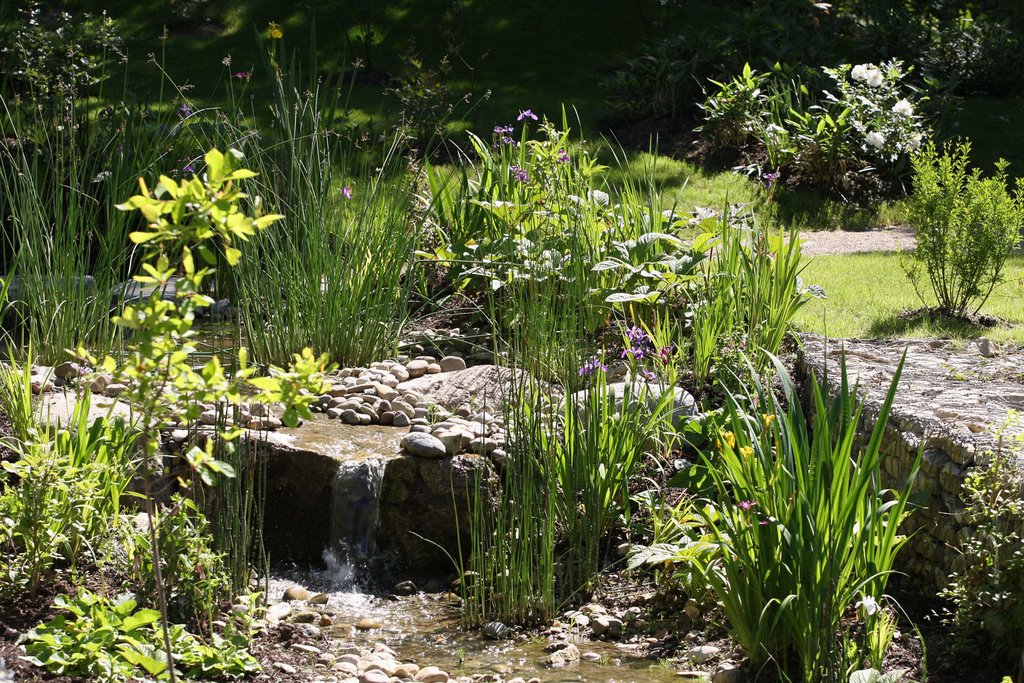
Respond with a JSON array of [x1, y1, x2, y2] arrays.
[[794, 252, 1024, 345]]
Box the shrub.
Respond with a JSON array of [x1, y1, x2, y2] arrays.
[[903, 140, 1024, 316], [698, 63, 770, 150]]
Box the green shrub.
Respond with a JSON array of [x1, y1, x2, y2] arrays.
[[903, 140, 1024, 316]]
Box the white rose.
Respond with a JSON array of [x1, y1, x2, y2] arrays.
[[851, 64, 869, 82], [866, 131, 886, 149], [892, 99, 914, 116], [865, 68, 884, 88]]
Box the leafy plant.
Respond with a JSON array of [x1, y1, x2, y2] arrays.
[[941, 412, 1024, 669], [21, 589, 259, 681], [849, 669, 909, 683], [698, 63, 770, 149], [0, 381, 135, 598], [694, 354, 920, 682], [903, 140, 1023, 316]]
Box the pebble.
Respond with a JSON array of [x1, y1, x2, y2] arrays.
[[581, 651, 602, 661], [355, 617, 383, 630], [406, 359, 430, 378], [266, 602, 291, 621], [283, 585, 312, 601], [402, 432, 448, 458], [307, 593, 329, 605], [547, 643, 581, 666], [713, 662, 744, 683], [292, 643, 322, 654], [684, 598, 701, 620], [273, 662, 298, 675], [686, 645, 721, 664], [591, 615, 623, 640], [414, 666, 449, 682], [439, 356, 467, 372], [359, 671, 389, 683], [104, 383, 128, 398], [392, 411, 411, 427]]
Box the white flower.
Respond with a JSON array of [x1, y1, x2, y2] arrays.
[[910, 133, 923, 150], [851, 64, 869, 82], [865, 68, 884, 88], [856, 596, 880, 618], [892, 98, 914, 116], [865, 131, 886, 149], [587, 189, 609, 206]]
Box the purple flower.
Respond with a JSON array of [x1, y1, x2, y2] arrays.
[[657, 345, 676, 365], [762, 171, 780, 186], [737, 500, 757, 512], [517, 109, 538, 121], [639, 369, 657, 382], [621, 324, 655, 361], [509, 165, 529, 183], [341, 185, 352, 199], [232, 71, 251, 80], [578, 357, 607, 377], [178, 103, 193, 118], [557, 148, 569, 163], [182, 164, 195, 176]]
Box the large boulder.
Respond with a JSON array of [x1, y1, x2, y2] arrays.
[[570, 379, 697, 429], [396, 364, 525, 412], [377, 452, 497, 572]]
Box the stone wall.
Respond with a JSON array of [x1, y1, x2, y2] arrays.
[[794, 334, 1024, 592]]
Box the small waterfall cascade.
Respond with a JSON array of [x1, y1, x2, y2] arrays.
[[327, 456, 389, 582]]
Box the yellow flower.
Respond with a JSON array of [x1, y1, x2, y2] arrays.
[[267, 22, 283, 40], [739, 446, 754, 459], [721, 431, 736, 450], [761, 413, 776, 428]]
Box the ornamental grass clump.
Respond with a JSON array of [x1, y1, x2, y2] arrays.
[[695, 353, 919, 682], [903, 140, 1024, 317]]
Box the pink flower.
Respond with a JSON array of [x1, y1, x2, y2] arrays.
[[341, 185, 352, 199]]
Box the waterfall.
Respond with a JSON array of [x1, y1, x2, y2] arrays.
[[327, 456, 388, 584]]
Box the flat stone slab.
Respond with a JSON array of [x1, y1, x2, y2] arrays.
[[797, 334, 1024, 464]]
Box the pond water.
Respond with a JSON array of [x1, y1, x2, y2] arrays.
[[267, 563, 700, 683]]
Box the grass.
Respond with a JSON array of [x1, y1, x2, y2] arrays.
[[794, 252, 1024, 344]]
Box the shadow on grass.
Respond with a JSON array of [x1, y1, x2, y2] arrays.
[[771, 188, 903, 232], [866, 307, 1005, 340]]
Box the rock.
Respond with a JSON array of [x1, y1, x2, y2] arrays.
[[283, 585, 311, 601], [394, 663, 420, 678], [713, 661, 744, 683], [481, 621, 511, 640], [391, 365, 411, 382], [686, 645, 721, 665], [355, 616, 383, 630], [414, 666, 449, 682], [379, 454, 498, 570], [978, 337, 1000, 358], [54, 361, 85, 380], [591, 615, 623, 640], [407, 359, 430, 378], [440, 356, 467, 372], [291, 643, 322, 654], [571, 380, 697, 429], [468, 437, 499, 456], [291, 610, 318, 623], [273, 662, 298, 675], [426, 363, 442, 374], [391, 411, 411, 427], [319, 614, 333, 626], [547, 643, 581, 666], [375, 383, 400, 402], [436, 430, 465, 455], [104, 383, 128, 398], [393, 580, 417, 596], [398, 365, 536, 412], [581, 652, 602, 661], [684, 597, 701, 620], [266, 602, 292, 621], [360, 671, 390, 683], [340, 409, 360, 425], [307, 593, 329, 605], [401, 432, 448, 458]]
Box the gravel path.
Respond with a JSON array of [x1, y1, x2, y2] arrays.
[[799, 225, 916, 256]]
